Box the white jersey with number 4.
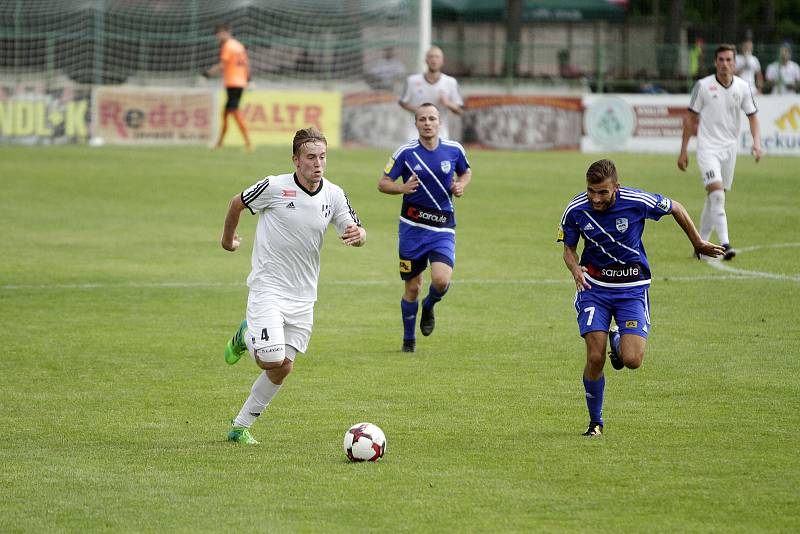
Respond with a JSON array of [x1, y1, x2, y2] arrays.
[[241, 173, 361, 302], [689, 74, 757, 152]]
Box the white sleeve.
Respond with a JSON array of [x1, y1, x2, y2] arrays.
[[330, 187, 361, 234], [765, 64, 776, 81], [241, 176, 274, 214], [741, 84, 758, 115], [688, 81, 703, 113], [399, 75, 413, 104], [449, 77, 464, 107]]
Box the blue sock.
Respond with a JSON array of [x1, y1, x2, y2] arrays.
[[422, 283, 449, 310], [583, 375, 605, 425], [401, 299, 418, 341]]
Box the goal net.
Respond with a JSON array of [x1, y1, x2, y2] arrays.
[[0, 0, 422, 87]]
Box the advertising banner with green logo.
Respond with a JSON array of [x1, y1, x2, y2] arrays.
[[582, 94, 800, 157]]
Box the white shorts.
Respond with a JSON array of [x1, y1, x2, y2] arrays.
[[245, 291, 314, 364], [697, 147, 737, 190]]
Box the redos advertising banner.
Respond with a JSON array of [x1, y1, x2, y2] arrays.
[[219, 89, 341, 148], [92, 87, 215, 145], [582, 94, 800, 156], [0, 84, 90, 145]]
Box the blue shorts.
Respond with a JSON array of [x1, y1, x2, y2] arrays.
[[573, 285, 651, 338], [398, 225, 455, 280]]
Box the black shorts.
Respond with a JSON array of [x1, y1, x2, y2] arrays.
[[225, 87, 244, 111]]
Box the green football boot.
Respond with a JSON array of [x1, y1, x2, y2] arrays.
[[227, 424, 259, 445], [224, 320, 248, 365]]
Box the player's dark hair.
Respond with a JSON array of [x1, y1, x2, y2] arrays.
[[714, 44, 736, 59], [586, 159, 618, 184], [214, 23, 231, 34], [293, 127, 327, 156], [415, 102, 439, 119]]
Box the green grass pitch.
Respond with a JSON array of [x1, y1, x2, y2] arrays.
[[1, 145, 798, 532]]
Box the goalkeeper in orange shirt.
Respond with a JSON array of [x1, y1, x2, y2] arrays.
[[205, 23, 253, 150]]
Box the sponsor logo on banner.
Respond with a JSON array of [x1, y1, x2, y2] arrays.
[[583, 94, 800, 156], [0, 85, 90, 144], [93, 87, 214, 144], [742, 97, 800, 155], [221, 90, 341, 147], [584, 96, 636, 147], [440, 160, 451, 173], [615, 218, 629, 232], [775, 105, 800, 130]]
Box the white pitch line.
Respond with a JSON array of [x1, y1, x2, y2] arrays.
[[705, 242, 800, 282]]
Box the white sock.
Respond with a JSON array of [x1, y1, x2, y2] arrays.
[[234, 372, 282, 428], [699, 194, 713, 241], [708, 189, 729, 245]]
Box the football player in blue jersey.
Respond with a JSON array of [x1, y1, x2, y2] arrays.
[[558, 159, 724, 436], [378, 103, 472, 352]]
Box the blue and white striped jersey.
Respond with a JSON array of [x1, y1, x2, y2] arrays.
[[384, 138, 470, 232], [558, 187, 673, 288]]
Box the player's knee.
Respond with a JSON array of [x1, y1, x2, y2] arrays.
[[255, 357, 282, 371], [623, 349, 645, 369], [586, 349, 605, 369], [267, 359, 293, 383], [430, 275, 449, 292]]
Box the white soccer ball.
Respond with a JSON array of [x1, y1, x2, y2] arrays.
[[343, 422, 386, 462]]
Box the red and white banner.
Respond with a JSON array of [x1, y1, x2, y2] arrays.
[[92, 87, 216, 145]]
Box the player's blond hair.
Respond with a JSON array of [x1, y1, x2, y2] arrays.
[[292, 127, 327, 156], [586, 159, 618, 184]]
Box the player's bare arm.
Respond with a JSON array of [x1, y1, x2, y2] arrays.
[[670, 200, 725, 257], [341, 224, 366, 247], [438, 92, 463, 115], [450, 169, 472, 197], [563, 245, 591, 291], [748, 114, 762, 162], [677, 112, 699, 171], [378, 173, 419, 195], [399, 101, 417, 113], [221, 194, 246, 251]]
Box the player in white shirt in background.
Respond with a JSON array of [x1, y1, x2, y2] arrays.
[[735, 39, 763, 94], [765, 44, 800, 94], [220, 127, 366, 445], [399, 46, 464, 140], [678, 44, 762, 261]]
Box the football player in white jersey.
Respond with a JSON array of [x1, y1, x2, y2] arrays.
[[678, 44, 762, 260], [399, 46, 464, 140], [220, 127, 366, 444]]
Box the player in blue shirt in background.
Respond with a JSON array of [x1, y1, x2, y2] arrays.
[[378, 103, 472, 352], [558, 159, 724, 436]]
